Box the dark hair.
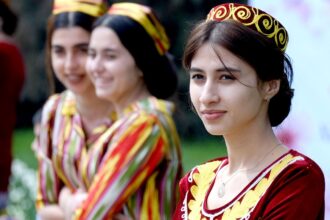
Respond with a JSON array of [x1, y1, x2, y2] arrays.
[[93, 14, 178, 99], [46, 12, 96, 94], [183, 20, 294, 127], [0, 1, 18, 35]]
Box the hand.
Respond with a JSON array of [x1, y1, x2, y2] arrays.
[[59, 187, 87, 220]]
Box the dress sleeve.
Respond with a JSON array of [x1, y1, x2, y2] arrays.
[[74, 113, 168, 219], [260, 159, 325, 220], [35, 95, 63, 209], [172, 172, 190, 220]]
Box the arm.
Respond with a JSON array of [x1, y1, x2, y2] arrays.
[[35, 96, 64, 218], [74, 114, 167, 219]]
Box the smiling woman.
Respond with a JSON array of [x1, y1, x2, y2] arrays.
[[173, 2, 325, 220], [72, 3, 183, 220], [33, 1, 117, 220]]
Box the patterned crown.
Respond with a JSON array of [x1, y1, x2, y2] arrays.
[[207, 3, 288, 52], [53, 0, 108, 17], [108, 2, 170, 55]]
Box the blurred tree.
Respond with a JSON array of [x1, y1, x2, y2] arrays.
[[10, 0, 246, 137]]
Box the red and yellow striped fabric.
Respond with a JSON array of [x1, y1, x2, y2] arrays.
[[74, 96, 182, 220]]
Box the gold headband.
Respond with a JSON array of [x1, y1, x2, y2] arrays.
[[108, 2, 170, 55], [207, 3, 288, 52], [53, 0, 107, 17]]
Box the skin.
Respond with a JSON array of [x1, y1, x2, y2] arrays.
[[51, 27, 93, 96], [86, 26, 149, 115], [38, 27, 113, 220], [189, 43, 289, 209]]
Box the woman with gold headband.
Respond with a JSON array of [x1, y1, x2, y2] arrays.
[[66, 2, 183, 220], [173, 3, 325, 220], [34, 0, 116, 219]]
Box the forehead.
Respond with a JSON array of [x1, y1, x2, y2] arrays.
[[191, 43, 242, 68], [89, 26, 123, 49], [52, 27, 90, 45]]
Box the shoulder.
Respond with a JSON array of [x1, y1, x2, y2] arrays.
[[288, 150, 324, 181], [273, 150, 325, 191], [41, 91, 75, 122]]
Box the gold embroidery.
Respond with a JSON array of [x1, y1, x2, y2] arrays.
[[222, 154, 303, 220], [207, 3, 288, 52], [188, 161, 221, 220]]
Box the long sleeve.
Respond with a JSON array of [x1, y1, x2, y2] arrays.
[[35, 95, 62, 209], [255, 158, 325, 220], [74, 113, 169, 219]]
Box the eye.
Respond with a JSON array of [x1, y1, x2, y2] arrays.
[[52, 47, 65, 56], [104, 53, 116, 60], [87, 49, 96, 58], [78, 46, 88, 54], [191, 73, 204, 80], [219, 74, 235, 81]]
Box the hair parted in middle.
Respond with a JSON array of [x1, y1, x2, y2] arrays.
[[93, 2, 178, 99], [45, 0, 110, 94]]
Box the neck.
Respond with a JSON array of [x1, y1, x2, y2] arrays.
[[75, 91, 113, 137], [114, 83, 150, 118], [223, 116, 283, 174]]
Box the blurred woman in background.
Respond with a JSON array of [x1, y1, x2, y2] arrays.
[[72, 3, 182, 219], [34, 0, 115, 219]]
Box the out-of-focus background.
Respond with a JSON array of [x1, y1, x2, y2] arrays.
[[4, 0, 329, 219]]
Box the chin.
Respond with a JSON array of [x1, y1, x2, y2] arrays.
[[204, 125, 223, 136], [95, 90, 111, 101]]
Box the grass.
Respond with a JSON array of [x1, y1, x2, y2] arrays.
[[10, 128, 227, 219], [13, 128, 227, 172]]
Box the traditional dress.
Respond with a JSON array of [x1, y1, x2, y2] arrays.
[[0, 41, 25, 206], [35, 90, 114, 208], [74, 96, 182, 220], [174, 150, 325, 220]]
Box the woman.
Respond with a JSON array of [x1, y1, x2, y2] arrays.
[[0, 0, 25, 216], [72, 3, 182, 219], [174, 3, 325, 220], [34, 0, 114, 219]]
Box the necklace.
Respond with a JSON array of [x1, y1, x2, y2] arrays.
[[217, 143, 282, 198]]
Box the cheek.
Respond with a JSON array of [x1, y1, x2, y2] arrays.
[[85, 59, 93, 75], [51, 57, 63, 74], [189, 84, 200, 107]]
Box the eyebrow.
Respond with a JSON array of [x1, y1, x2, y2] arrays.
[[51, 43, 89, 49], [189, 67, 241, 73]]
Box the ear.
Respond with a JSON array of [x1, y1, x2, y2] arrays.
[[262, 79, 280, 101]]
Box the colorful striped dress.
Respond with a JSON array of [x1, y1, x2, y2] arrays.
[[35, 91, 115, 209], [74, 96, 183, 220]]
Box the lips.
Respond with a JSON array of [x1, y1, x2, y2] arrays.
[[66, 74, 85, 83], [200, 109, 226, 120]]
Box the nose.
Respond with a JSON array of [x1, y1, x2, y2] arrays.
[[87, 55, 104, 77], [199, 81, 220, 105], [64, 52, 78, 72]]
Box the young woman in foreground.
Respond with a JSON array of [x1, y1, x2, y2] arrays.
[[174, 3, 325, 220]]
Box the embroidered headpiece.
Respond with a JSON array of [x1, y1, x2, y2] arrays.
[[53, 0, 108, 17], [207, 3, 288, 52], [108, 2, 170, 55]]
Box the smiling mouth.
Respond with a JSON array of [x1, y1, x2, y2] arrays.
[[201, 110, 226, 120]]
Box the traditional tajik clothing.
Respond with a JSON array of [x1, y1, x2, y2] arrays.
[[35, 90, 115, 207], [173, 150, 324, 220], [74, 97, 182, 220]]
